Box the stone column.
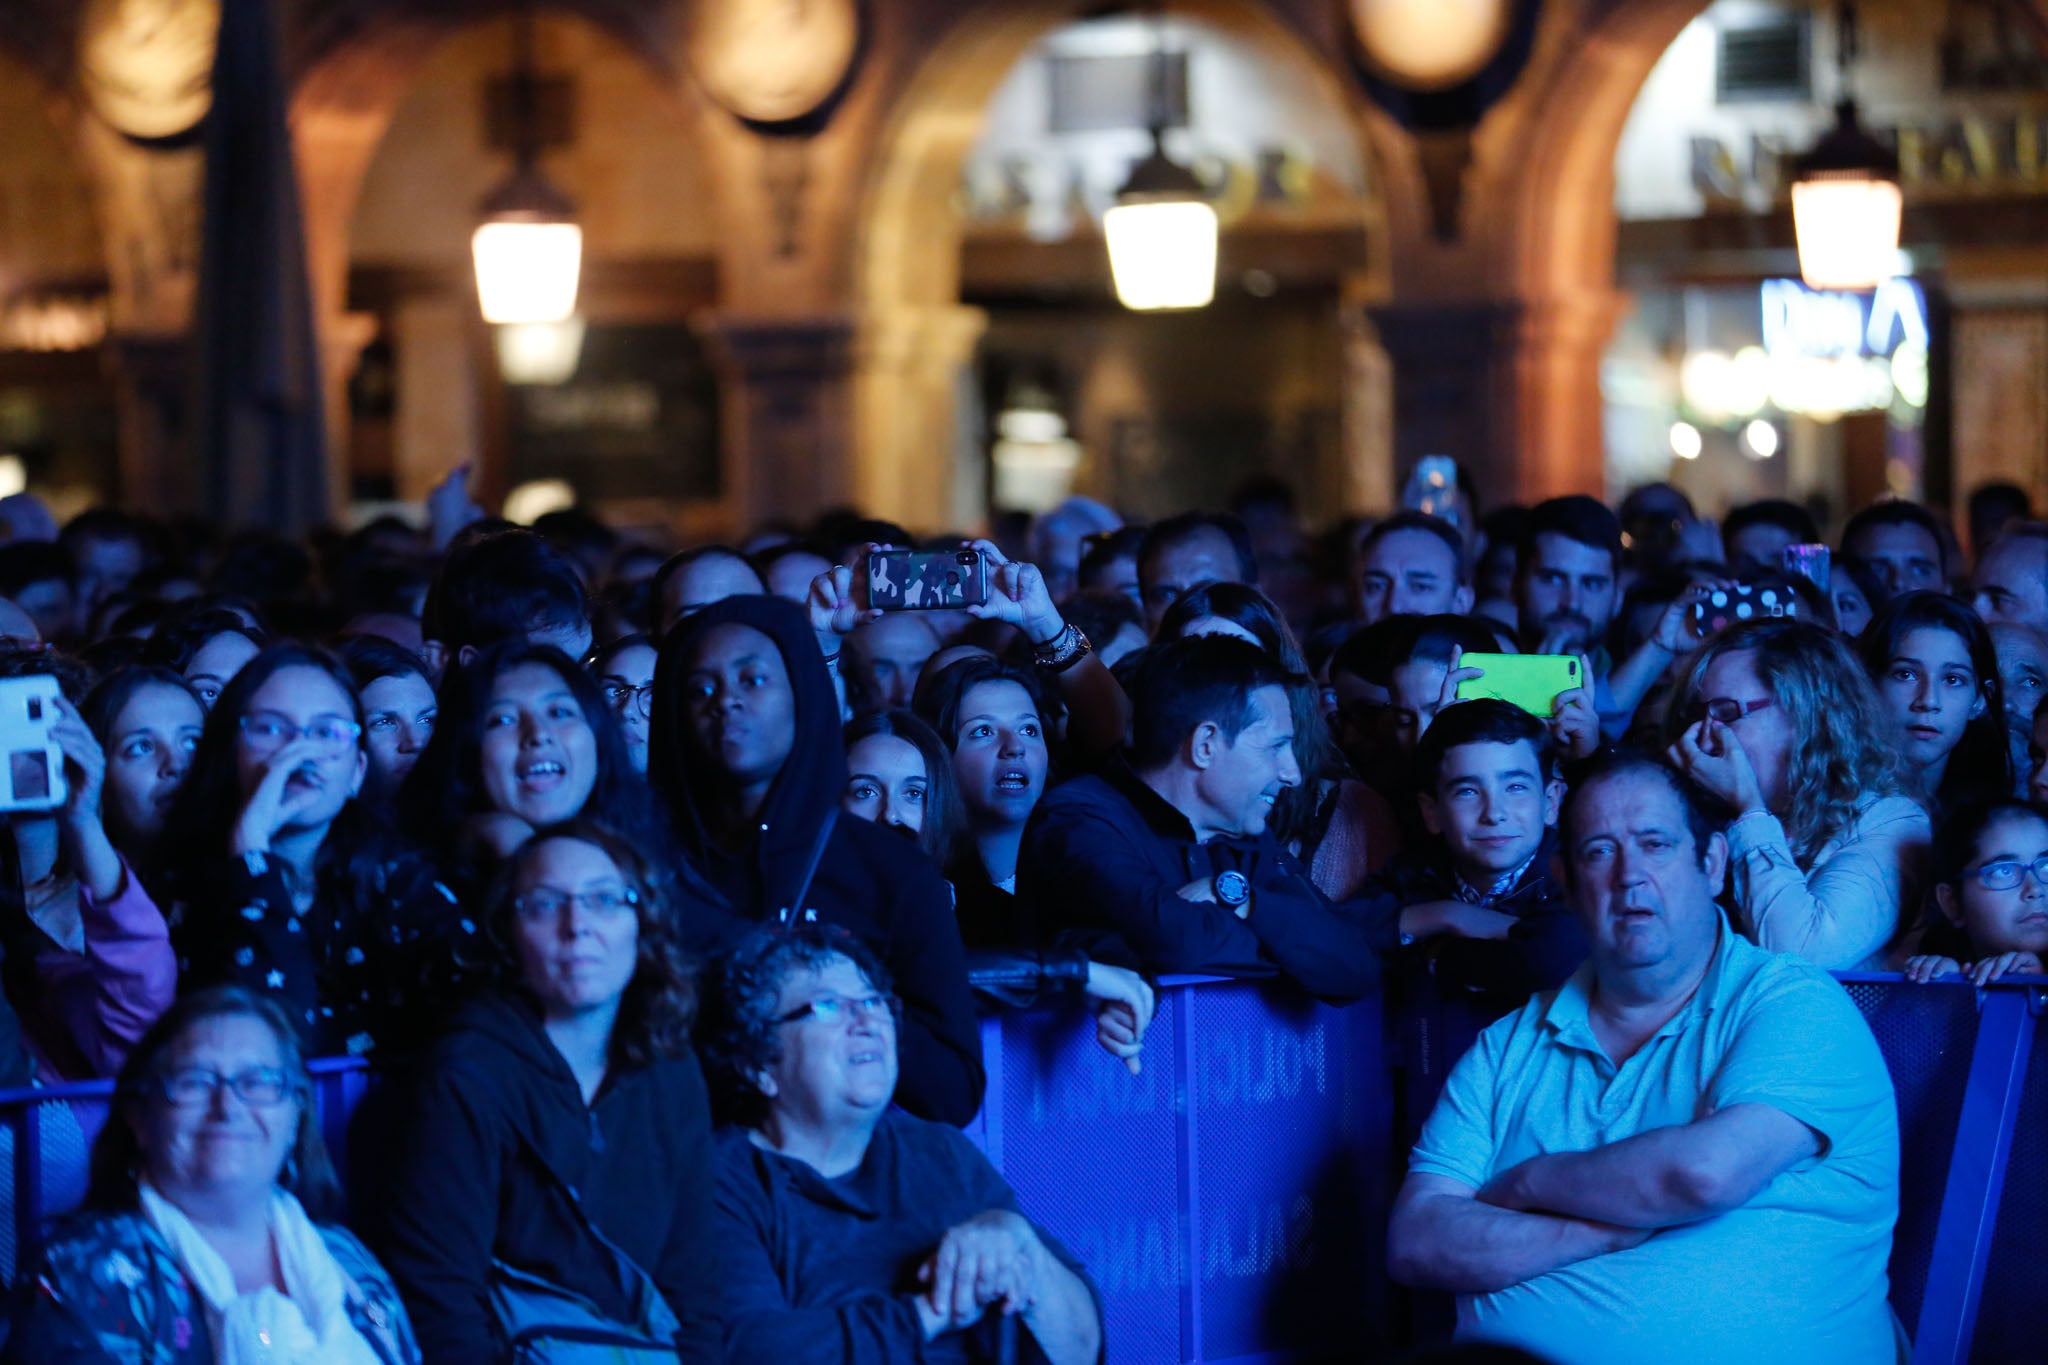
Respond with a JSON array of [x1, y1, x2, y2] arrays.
[[702, 316, 859, 532], [853, 304, 990, 532], [1949, 289, 2048, 513], [1366, 291, 1623, 506], [390, 297, 482, 503]]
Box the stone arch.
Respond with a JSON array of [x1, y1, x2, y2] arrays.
[[286, 0, 720, 502], [849, 0, 1393, 528]]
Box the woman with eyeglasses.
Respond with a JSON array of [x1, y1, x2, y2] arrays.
[[163, 644, 475, 1057], [338, 636, 438, 801], [370, 822, 719, 1364], [1665, 617, 1928, 969], [702, 923, 1102, 1365], [3, 986, 419, 1363], [1905, 800, 2048, 986], [589, 633, 657, 774]]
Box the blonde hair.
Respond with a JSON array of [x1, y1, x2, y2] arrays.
[[1665, 617, 1905, 863]]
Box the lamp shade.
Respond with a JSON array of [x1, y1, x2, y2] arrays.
[[1348, 0, 1511, 91], [1105, 137, 1217, 311], [1791, 100, 1901, 292], [472, 165, 583, 325]]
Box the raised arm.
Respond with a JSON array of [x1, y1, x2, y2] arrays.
[[1388, 1173, 1647, 1294], [1723, 800, 1927, 968], [1478, 1102, 1820, 1230]]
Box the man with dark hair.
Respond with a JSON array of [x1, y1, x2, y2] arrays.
[[58, 508, 153, 619], [1023, 636, 1378, 999], [420, 528, 592, 674], [1077, 524, 1145, 604], [1356, 512, 1473, 624], [1722, 499, 1822, 577], [651, 545, 768, 636], [1390, 749, 1900, 1363], [0, 541, 76, 644], [1513, 496, 1621, 658], [1135, 512, 1257, 634], [1968, 480, 2032, 563], [1841, 500, 1946, 603], [1973, 521, 2048, 632]]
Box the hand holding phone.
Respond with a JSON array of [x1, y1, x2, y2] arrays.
[[0, 675, 66, 814], [1453, 653, 1582, 718]]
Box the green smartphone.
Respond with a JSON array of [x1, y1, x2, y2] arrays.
[[1454, 653, 1580, 717]]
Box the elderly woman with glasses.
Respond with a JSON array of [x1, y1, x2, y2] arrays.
[[161, 644, 475, 1058], [704, 924, 1102, 1365], [1665, 617, 1928, 969], [370, 820, 721, 1363], [4, 987, 419, 1364]]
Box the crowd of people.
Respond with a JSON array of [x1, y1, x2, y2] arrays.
[[0, 467, 2032, 1362]]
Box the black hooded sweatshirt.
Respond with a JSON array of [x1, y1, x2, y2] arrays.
[[650, 595, 985, 1126], [369, 990, 722, 1364]]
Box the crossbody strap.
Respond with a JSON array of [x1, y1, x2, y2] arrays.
[[776, 810, 838, 926]]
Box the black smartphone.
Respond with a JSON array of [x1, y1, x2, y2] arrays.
[[866, 548, 991, 611]]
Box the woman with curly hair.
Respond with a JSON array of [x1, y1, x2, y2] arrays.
[[369, 820, 719, 1363], [1156, 581, 1398, 895], [1665, 617, 1929, 968]]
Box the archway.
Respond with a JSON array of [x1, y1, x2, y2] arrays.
[[0, 51, 123, 513], [852, 0, 1392, 531], [289, 0, 724, 522]]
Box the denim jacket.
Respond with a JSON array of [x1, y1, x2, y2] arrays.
[[3, 1208, 419, 1365]]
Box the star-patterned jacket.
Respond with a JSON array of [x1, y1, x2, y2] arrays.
[[172, 847, 479, 1057]]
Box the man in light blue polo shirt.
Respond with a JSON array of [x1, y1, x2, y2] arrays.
[[1388, 750, 1903, 1364]]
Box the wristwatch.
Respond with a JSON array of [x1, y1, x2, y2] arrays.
[[1214, 870, 1250, 908]]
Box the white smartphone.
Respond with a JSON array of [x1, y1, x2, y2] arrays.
[[0, 675, 66, 813]]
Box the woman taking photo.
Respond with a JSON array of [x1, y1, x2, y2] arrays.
[[1666, 617, 1928, 969], [5, 987, 419, 1363], [164, 644, 471, 1056], [372, 821, 719, 1364], [649, 594, 984, 1126], [1858, 592, 2010, 815], [0, 654, 179, 1083]]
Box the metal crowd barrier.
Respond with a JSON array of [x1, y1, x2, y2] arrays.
[[0, 976, 2038, 1363]]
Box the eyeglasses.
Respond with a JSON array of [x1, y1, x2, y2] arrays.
[[774, 992, 900, 1027], [238, 711, 362, 756], [513, 886, 641, 920], [602, 682, 655, 719], [1967, 857, 2048, 892], [1694, 697, 1774, 726], [156, 1066, 298, 1108]]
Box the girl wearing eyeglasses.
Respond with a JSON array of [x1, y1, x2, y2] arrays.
[[588, 633, 656, 774], [369, 821, 718, 1364], [1665, 617, 1927, 969], [162, 644, 475, 1058], [1904, 800, 2048, 986], [4, 987, 419, 1363]]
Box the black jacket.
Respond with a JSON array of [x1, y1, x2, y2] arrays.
[[649, 595, 985, 1126], [369, 991, 722, 1364], [1352, 830, 1587, 1003], [1021, 761, 1380, 1003]]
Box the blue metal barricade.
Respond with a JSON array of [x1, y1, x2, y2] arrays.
[[0, 979, 2039, 1362]]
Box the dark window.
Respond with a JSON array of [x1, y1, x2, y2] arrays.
[[1717, 16, 1812, 104]]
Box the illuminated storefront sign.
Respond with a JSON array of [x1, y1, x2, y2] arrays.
[[1681, 278, 1928, 421]]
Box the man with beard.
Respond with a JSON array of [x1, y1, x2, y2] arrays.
[[1514, 497, 1622, 660]]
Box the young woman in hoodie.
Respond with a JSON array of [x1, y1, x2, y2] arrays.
[[371, 820, 720, 1364], [649, 594, 986, 1126]]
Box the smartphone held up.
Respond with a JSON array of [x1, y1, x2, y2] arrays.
[[866, 548, 991, 611]]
